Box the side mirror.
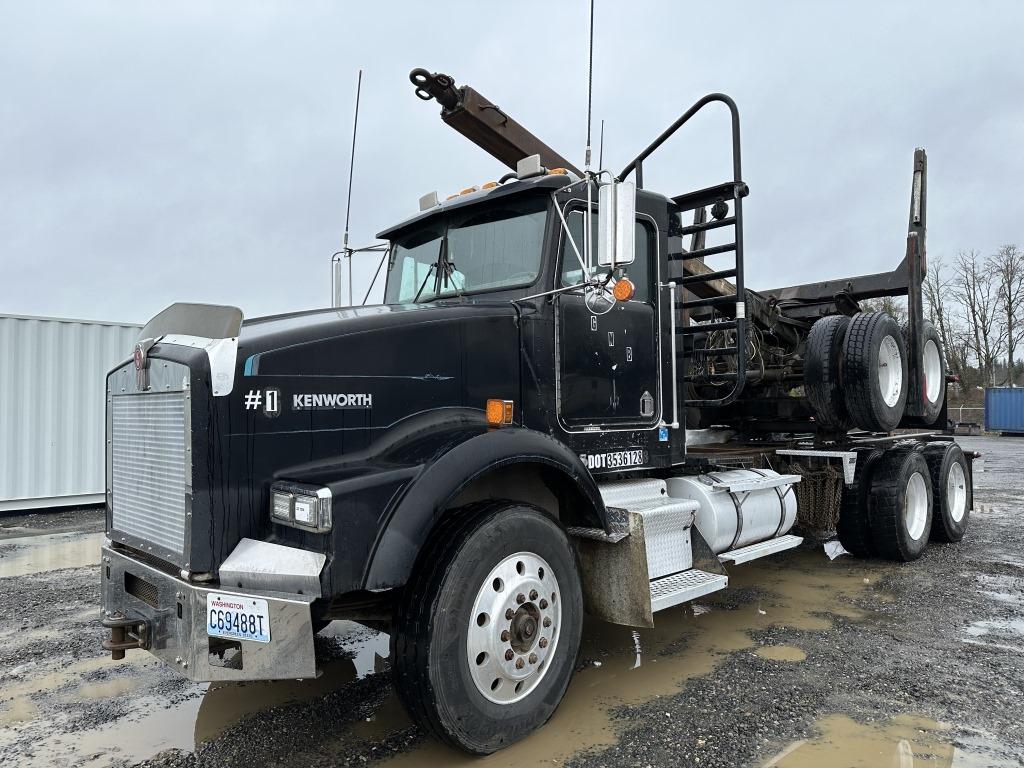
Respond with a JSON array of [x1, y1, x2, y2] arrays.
[[597, 181, 636, 268]]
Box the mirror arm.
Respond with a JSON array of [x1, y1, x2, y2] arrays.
[[551, 191, 590, 279], [515, 279, 602, 304]]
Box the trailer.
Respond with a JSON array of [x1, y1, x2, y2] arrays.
[[99, 68, 974, 755]]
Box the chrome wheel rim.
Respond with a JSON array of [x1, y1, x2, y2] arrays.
[[948, 461, 968, 522], [467, 552, 562, 705], [923, 339, 942, 404], [878, 334, 904, 408], [905, 471, 929, 540]]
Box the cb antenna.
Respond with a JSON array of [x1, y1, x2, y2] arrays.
[[333, 68, 363, 307], [583, 0, 596, 273]]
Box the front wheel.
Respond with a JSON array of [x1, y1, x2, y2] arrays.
[[391, 501, 583, 754]]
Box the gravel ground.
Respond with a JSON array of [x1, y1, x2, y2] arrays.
[[0, 505, 105, 538], [0, 437, 1021, 767]]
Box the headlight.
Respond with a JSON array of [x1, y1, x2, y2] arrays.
[[270, 482, 332, 532]]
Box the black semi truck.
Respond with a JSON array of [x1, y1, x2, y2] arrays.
[[100, 69, 973, 754]]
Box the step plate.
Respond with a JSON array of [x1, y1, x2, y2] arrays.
[[718, 534, 804, 565], [649, 569, 728, 613]]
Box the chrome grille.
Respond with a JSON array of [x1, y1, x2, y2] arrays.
[[111, 392, 188, 554]]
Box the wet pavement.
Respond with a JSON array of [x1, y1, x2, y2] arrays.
[[0, 435, 1021, 767]]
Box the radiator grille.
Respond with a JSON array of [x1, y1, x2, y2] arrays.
[[111, 392, 188, 555]]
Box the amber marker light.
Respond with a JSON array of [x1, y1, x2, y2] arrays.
[[613, 277, 636, 302], [548, 167, 568, 175], [486, 399, 514, 426]]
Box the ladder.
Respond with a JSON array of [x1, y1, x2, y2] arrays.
[[619, 93, 750, 409], [673, 180, 749, 406]]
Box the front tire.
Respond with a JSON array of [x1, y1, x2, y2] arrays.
[[869, 448, 933, 562], [391, 501, 583, 755]]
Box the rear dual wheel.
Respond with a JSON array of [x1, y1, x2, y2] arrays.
[[836, 448, 884, 558], [869, 448, 933, 562], [923, 442, 971, 543], [392, 501, 583, 755]]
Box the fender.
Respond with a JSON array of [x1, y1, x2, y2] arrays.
[[362, 426, 608, 590]]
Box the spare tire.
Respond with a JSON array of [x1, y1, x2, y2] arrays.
[[843, 312, 908, 432], [910, 320, 946, 426], [805, 315, 853, 433]]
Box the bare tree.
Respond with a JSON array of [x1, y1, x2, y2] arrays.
[[860, 296, 907, 325], [992, 244, 1024, 386], [922, 255, 968, 384], [953, 249, 1004, 385]]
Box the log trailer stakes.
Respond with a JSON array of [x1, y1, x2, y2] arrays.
[[100, 69, 974, 754]]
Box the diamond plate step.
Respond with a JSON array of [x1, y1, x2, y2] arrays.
[[650, 569, 728, 612], [718, 534, 804, 565], [567, 506, 630, 543]]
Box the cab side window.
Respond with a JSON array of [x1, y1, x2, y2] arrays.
[[560, 210, 655, 303]]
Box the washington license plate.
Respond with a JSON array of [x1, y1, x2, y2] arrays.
[[206, 593, 271, 644]]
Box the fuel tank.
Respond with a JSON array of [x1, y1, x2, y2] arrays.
[[666, 470, 798, 554]]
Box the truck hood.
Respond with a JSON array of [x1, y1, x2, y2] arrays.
[[237, 301, 516, 370]]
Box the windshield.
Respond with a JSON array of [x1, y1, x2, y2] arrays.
[[384, 196, 548, 303]]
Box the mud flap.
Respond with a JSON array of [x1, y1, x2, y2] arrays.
[[574, 512, 655, 628]]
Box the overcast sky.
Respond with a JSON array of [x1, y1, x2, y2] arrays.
[[2, 1, 1022, 325]]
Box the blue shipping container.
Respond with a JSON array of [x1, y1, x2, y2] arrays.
[[984, 387, 1024, 433]]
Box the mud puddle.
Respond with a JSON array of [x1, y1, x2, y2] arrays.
[[0, 621, 388, 767], [0, 531, 103, 577], [763, 713, 1020, 767], [368, 548, 888, 767]]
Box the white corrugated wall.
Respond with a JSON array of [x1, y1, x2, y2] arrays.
[[0, 314, 141, 511]]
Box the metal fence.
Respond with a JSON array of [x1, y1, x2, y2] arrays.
[[0, 314, 140, 512]]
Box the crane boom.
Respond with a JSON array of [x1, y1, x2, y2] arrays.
[[410, 68, 582, 176]]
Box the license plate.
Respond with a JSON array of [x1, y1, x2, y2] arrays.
[[206, 593, 271, 644]]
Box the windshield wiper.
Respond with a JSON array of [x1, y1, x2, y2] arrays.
[[411, 238, 444, 303], [418, 237, 465, 302], [411, 262, 437, 303]]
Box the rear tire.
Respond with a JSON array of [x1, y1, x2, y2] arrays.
[[837, 448, 884, 558], [391, 501, 583, 755], [843, 312, 909, 432], [805, 315, 853, 432], [869, 447, 933, 562], [923, 442, 971, 543]]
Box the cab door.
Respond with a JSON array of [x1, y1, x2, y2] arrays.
[[556, 209, 660, 428]]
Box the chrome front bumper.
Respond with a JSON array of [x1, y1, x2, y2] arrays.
[[100, 543, 318, 682]]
